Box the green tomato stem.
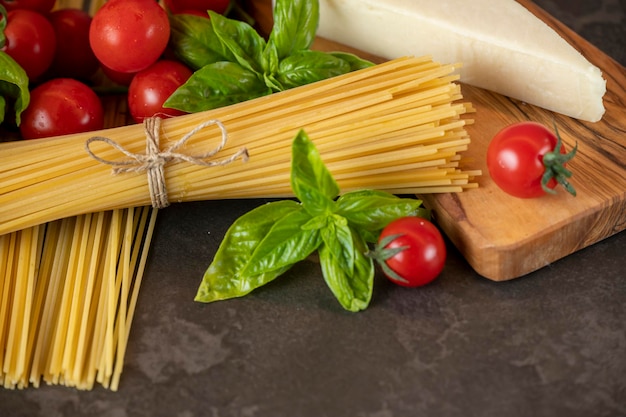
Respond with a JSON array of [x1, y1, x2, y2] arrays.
[[366, 233, 411, 284], [541, 122, 578, 196]]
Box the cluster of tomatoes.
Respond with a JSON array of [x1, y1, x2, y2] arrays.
[[0, 0, 229, 139]]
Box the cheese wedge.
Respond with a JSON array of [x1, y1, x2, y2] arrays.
[[316, 0, 606, 122]]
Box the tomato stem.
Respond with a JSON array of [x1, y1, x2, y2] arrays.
[[366, 233, 411, 284], [541, 123, 577, 196]]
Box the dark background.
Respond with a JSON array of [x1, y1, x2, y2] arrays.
[[1, 1, 624, 416]]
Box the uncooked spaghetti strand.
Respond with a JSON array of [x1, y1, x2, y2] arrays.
[[110, 206, 156, 391]]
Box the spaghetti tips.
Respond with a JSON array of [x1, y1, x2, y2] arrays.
[[0, 207, 157, 390]]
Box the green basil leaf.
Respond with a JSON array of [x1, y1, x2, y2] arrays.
[[241, 207, 322, 277], [262, 41, 280, 75], [195, 200, 301, 303], [168, 14, 229, 70], [336, 190, 427, 237], [319, 229, 374, 312], [0, 96, 5, 125], [208, 10, 267, 74], [328, 52, 375, 71], [164, 61, 271, 112], [268, 0, 319, 60], [0, 51, 30, 126], [1, 4, 6, 48], [321, 214, 355, 276], [291, 130, 340, 216], [277, 50, 351, 89]]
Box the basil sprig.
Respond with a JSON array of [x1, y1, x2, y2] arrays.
[[165, 0, 373, 113], [195, 131, 428, 312], [0, 5, 30, 126]]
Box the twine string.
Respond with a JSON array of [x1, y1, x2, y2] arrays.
[[85, 117, 249, 209]]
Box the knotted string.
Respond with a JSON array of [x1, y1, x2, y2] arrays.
[[85, 117, 249, 209]]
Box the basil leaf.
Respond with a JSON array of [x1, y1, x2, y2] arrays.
[[329, 52, 375, 71], [291, 130, 340, 216], [262, 41, 280, 75], [321, 214, 355, 276], [241, 207, 322, 277], [268, 0, 319, 60], [277, 50, 351, 89], [195, 200, 302, 303], [0, 51, 30, 126], [168, 14, 229, 70], [319, 229, 374, 312], [164, 61, 270, 112], [336, 190, 427, 237], [208, 10, 267, 74], [0, 96, 5, 125], [1, 4, 6, 48]]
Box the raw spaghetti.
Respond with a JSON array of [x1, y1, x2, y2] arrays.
[[0, 207, 157, 391], [0, 56, 480, 236]]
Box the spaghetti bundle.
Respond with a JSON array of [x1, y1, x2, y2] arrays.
[[0, 56, 479, 236], [0, 207, 157, 390]]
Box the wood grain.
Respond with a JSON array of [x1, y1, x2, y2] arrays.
[[249, 0, 626, 280]]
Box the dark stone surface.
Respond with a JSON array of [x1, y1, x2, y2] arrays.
[[1, 1, 624, 416]]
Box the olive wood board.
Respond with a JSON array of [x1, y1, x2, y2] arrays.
[[248, 0, 626, 281]]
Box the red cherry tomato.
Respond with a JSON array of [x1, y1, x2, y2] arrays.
[[487, 122, 577, 198], [47, 9, 100, 80], [89, 0, 170, 73], [0, 0, 55, 14], [1, 9, 56, 80], [127, 60, 193, 123], [20, 78, 104, 139], [374, 216, 446, 287], [164, 0, 230, 15]]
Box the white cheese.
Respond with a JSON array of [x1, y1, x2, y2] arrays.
[[316, 0, 606, 122]]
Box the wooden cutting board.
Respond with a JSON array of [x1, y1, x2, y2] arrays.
[[249, 0, 626, 281]]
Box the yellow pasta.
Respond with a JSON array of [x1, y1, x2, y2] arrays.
[[0, 208, 157, 390], [0, 56, 479, 236]]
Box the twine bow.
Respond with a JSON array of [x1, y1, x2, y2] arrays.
[[85, 117, 249, 209]]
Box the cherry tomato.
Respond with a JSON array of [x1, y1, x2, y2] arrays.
[[164, 0, 230, 15], [20, 78, 104, 139], [374, 216, 446, 287], [0, 0, 55, 14], [127, 60, 192, 123], [487, 122, 577, 198], [46, 9, 100, 80], [1, 9, 56, 80], [89, 0, 170, 73]]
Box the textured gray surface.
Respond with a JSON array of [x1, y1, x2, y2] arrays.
[[1, 1, 625, 416]]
